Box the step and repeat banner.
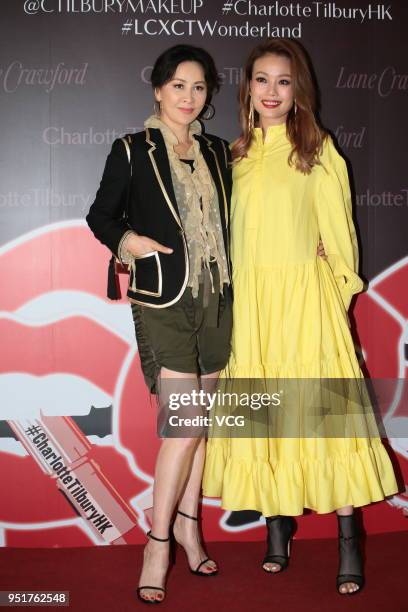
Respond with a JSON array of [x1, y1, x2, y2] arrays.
[[0, 1, 407, 547]]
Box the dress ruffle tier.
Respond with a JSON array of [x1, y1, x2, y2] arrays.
[[203, 126, 398, 515]]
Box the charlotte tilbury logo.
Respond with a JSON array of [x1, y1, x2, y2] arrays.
[[335, 66, 408, 97], [42, 126, 141, 146], [356, 189, 408, 207], [0, 189, 92, 211]]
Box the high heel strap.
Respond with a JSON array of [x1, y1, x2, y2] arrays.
[[174, 511, 218, 576], [136, 585, 166, 605], [147, 530, 170, 542], [193, 558, 211, 573], [177, 510, 198, 521]]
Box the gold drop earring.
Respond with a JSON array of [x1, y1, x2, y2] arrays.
[[248, 97, 255, 132]]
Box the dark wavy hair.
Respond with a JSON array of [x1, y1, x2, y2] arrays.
[[151, 44, 221, 114], [231, 38, 326, 174]]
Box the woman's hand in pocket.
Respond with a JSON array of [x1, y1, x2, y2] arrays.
[[125, 232, 173, 258]]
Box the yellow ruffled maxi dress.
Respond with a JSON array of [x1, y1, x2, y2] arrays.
[[202, 124, 398, 515]]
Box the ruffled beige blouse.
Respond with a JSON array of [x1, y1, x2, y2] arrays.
[[121, 115, 229, 299]]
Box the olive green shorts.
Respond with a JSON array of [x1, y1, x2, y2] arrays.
[[131, 279, 232, 394]]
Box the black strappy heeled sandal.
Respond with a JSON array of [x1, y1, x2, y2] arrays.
[[262, 515, 295, 574], [136, 531, 170, 605], [336, 514, 365, 595], [174, 510, 218, 576]]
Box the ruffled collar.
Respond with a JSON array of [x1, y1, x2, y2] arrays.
[[143, 115, 227, 298], [144, 114, 202, 146]]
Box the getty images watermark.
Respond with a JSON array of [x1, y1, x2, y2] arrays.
[[167, 389, 282, 429], [157, 378, 407, 438]]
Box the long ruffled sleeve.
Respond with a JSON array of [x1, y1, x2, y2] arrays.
[[316, 137, 364, 311]]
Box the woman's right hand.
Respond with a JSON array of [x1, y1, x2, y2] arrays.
[[125, 232, 173, 258]]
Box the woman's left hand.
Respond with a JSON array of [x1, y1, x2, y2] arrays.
[[317, 239, 327, 259]]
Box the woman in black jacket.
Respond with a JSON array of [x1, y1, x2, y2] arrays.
[[86, 45, 232, 604]]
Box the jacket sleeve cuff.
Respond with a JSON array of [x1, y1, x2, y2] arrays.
[[117, 230, 136, 264]]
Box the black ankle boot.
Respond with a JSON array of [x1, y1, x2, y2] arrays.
[[336, 514, 365, 595], [262, 515, 295, 573]]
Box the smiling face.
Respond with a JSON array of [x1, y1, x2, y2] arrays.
[[155, 60, 207, 133], [250, 53, 295, 129]]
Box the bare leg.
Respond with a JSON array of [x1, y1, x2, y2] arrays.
[[138, 368, 201, 602], [173, 370, 220, 573], [336, 506, 353, 516]]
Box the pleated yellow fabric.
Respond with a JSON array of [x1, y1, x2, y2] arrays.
[[202, 124, 398, 515]]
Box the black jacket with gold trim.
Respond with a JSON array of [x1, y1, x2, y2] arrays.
[[86, 127, 232, 307]]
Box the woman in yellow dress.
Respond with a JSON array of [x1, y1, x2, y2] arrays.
[[203, 38, 398, 595]]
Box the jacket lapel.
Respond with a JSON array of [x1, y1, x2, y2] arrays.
[[145, 128, 182, 227], [194, 133, 229, 230], [194, 133, 231, 279]]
